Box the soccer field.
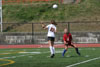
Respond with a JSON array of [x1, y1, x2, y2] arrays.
[[0, 47, 100, 67]]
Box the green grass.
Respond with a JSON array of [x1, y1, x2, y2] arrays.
[[3, 0, 100, 23], [2, 0, 100, 32], [0, 47, 100, 67]]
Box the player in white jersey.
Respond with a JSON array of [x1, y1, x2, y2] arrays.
[[41, 20, 57, 58]]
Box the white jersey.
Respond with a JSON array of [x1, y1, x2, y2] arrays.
[[46, 24, 56, 37]]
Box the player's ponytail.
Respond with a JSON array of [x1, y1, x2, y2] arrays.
[[51, 20, 57, 25]]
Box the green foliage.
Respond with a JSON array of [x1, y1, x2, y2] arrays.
[[2, 0, 100, 32], [2, 0, 100, 22]]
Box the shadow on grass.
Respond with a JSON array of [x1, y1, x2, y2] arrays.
[[57, 55, 83, 58]]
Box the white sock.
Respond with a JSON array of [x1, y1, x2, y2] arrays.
[[53, 47, 55, 54], [49, 46, 54, 55]]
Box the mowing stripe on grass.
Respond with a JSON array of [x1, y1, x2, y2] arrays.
[[66, 57, 100, 67], [0, 51, 24, 55], [0, 51, 42, 59]]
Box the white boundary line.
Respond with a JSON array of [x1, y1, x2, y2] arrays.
[[66, 57, 100, 67]]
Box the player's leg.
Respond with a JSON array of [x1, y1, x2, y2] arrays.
[[51, 41, 55, 54], [49, 41, 54, 55], [62, 45, 68, 57], [51, 41, 55, 58], [48, 37, 55, 58], [70, 44, 81, 56]]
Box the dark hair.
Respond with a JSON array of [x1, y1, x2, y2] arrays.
[[51, 20, 57, 25]]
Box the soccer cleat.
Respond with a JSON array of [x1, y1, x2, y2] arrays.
[[62, 55, 65, 58], [75, 48, 81, 56], [77, 52, 81, 56], [50, 54, 55, 58], [62, 53, 65, 57]]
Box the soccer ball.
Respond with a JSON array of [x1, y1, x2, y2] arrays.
[[52, 4, 58, 9]]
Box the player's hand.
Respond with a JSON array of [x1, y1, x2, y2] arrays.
[[64, 41, 67, 44], [71, 42, 74, 45], [41, 22, 45, 28], [41, 22, 44, 24]]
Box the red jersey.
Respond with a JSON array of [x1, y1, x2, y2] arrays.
[[63, 33, 72, 43]]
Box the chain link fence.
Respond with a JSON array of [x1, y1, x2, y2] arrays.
[[0, 21, 100, 44]]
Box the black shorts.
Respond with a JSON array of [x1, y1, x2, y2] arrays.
[[48, 37, 55, 42], [65, 42, 71, 46]]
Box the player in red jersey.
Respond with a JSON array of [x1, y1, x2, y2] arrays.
[[62, 28, 80, 57]]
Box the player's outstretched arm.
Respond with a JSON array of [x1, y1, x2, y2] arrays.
[[41, 22, 47, 29]]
